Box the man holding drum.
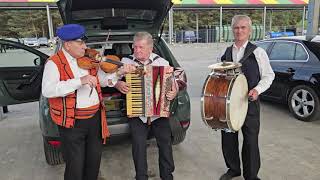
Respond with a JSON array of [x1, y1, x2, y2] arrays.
[[218, 15, 275, 180]]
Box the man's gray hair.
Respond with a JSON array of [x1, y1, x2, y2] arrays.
[[133, 32, 154, 47], [231, 15, 252, 29]]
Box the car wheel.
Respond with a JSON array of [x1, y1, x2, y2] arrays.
[[43, 137, 64, 165], [172, 130, 186, 145], [288, 85, 320, 122]]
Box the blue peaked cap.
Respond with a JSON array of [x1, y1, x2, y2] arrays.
[[56, 24, 87, 41]]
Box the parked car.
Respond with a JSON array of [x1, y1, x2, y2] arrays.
[[0, 0, 191, 166], [38, 37, 49, 47], [184, 30, 196, 43], [256, 37, 320, 122], [24, 38, 39, 48]]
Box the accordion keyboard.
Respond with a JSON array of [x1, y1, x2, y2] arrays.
[[126, 73, 145, 116]]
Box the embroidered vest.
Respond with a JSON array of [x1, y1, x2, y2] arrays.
[[47, 50, 110, 143]]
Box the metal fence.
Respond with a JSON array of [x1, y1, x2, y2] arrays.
[[164, 25, 303, 44]]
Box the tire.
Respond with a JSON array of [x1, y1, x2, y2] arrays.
[[172, 130, 186, 145], [288, 85, 320, 122], [43, 137, 64, 165]]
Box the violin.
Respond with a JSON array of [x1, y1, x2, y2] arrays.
[[78, 48, 145, 76], [77, 48, 123, 73]]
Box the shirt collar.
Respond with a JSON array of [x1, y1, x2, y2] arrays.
[[132, 53, 155, 65], [233, 40, 249, 50]]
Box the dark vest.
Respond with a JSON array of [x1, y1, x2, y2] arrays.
[[221, 42, 260, 90], [221, 42, 261, 117]]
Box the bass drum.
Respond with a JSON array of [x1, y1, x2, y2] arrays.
[[201, 73, 248, 131]]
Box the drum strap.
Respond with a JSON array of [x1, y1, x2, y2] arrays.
[[239, 43, 257, 64], [225, 46, 233, 62]]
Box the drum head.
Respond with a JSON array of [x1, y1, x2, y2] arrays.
[[227, 74, 248, 131], [208, 62, 241, 71]]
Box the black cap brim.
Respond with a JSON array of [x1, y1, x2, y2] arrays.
[[81, 35, 88, 41]]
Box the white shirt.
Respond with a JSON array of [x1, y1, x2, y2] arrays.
[[121, 53, 170, 124], [231, 41, 275, 94], [42, 48, 112, 108]]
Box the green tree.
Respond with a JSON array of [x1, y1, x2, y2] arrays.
[[0, 9, 63, 38]]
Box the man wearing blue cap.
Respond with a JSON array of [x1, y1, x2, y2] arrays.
[[41, 24, 124, 180]]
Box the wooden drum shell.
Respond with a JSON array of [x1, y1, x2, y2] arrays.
[[201, 73, 248, 131]]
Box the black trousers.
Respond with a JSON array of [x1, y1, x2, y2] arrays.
[[58, 111, 102, 180], [129, 117, 175, 180], [221, 101, 261, 180]]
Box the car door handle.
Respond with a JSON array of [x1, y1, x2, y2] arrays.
[[286, 68, 295, 73], [17, 72, 39, 90], [22, 74, 31, 78]]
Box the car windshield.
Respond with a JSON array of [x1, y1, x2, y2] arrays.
[[185, 31, 195, 37], [26, 38, 37, 41], [39, 38, 47, 41], [72, 8, 157, 21]]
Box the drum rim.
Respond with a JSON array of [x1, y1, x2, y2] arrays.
[[225, 75, 237, 131], [227, 74, 248, 131], [200, 74, 212, 127]]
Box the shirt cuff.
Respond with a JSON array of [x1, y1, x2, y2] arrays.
[[71, 78, 82, 89], [253, 86, 262, 95], [107, 73, 119, 87]]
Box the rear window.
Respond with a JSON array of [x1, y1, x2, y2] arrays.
[[256, 41, 272, 52], [72, 9, 157, 21], [269, 42, 295, 60], [304, 41, 320, 61]]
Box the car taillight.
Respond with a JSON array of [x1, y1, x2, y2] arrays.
[[180, 121, 190, 129], [48, 140, 61, 148]]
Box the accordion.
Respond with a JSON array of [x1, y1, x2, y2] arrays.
[[125, 66, 174, 117]]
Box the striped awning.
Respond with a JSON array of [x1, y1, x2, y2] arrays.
[[0, 0, 57, 2], [0, 0, 309, 4], [172, 0, 308, 5]]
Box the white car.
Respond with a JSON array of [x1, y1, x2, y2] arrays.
[[24, 38, 39, 48]]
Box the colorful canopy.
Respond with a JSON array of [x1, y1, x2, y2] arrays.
[[0, 0, 309, 4], [172, 0, 308, 5], [0, 0, 57, 2]]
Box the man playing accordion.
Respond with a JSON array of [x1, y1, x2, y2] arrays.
[[112, 31, 178, 180]]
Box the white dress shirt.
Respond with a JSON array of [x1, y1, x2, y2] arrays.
[[121, 53, 170, 124], [231, 41, 275, 94], [42, 48, 112, 108]]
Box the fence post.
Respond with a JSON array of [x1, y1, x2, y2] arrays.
[[206, 27, 209, 43], [0, 106, 3, 120]]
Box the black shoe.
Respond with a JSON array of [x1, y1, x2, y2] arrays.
[[219, 171, 241, 180]]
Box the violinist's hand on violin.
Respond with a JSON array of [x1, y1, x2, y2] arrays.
[[80, 75, 97, 88], [166, 81, 178, 101], [118, 64, 137, 75], [115, 81, 130, 94]]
